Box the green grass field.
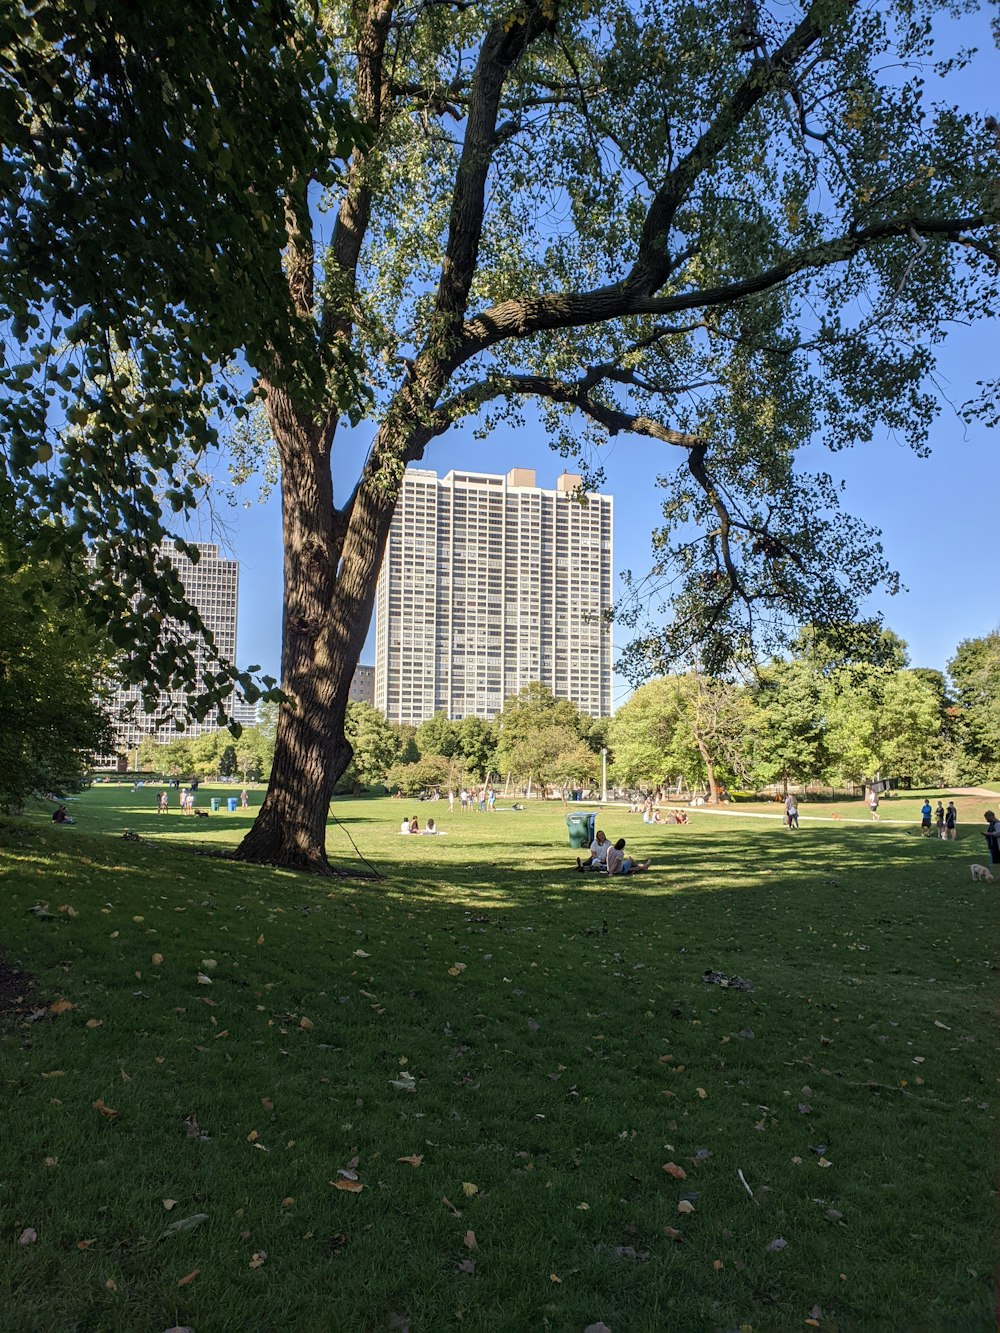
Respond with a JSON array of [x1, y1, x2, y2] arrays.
[[1, 786, 997, 1331]]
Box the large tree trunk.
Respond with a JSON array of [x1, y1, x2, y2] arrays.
[[233, 394, 424, 873]]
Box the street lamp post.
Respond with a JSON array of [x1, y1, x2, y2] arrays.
[[601, 748, 607, 803]]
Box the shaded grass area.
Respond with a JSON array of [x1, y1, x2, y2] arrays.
[[1, 795, 997, 1331]]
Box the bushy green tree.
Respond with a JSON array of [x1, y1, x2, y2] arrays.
[[748, 658, 827, 790], [822, 667, 940, 786], [345, 702, 399, 786], [385, 755, 452, 797], [453, 716, 498, 782], [415, 713, 459, 760], [0, 549, 113, 810], [948, 632, 1000, 781]]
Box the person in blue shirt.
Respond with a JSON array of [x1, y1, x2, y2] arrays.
[[920, 799, 933, 836]]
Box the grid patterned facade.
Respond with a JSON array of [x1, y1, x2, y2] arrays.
[[348, 664, 376, 705], [374, 468, 613, 725], [108, 541, 241, 753]]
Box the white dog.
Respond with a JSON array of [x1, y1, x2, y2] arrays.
[[971, 864, 995, 882]]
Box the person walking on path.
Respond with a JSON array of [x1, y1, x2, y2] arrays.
[[945, 801, 957, 841], [981, 810, 1000, 869], [784, 793, 799, 830], [920, 798, 933, 835], [868, 788, 880, 820]]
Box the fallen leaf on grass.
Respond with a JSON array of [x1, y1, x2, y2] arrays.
[[332, 1180, 364, 1193], [463, 1230, 476, 1250], [299, 1017, 314, 1031], [389, 1072, 416, 1092], [662, 1162, 687, 1180], [92, 1099, 119, 1119], [19, 1228, 37, 1245], [195, 973, 212, 986], [151, 954, 164, 966], [766, 1237, 788, 1252], [49, 999, 74, 1014], [817, 1157, 833, 1168], [397, 1155, 423, 1168], [676, 1200, 694, 1214], [162, 1200, 177, 1211], [249, 1251, 267, 1269], [77, 1238, 96, 1250], [44, 1157, 58, 1168], [177, 1269, 200, 1287], [713, 1259, 724, 1270], [663, 1226, 684, 1241], [550, 1273, 561, 1284], [41, 1070, 65, 1079], [456, 1259, 476, 1274], [441, 1197, 462, 1217], [257, 934, 265, 945], [696, 1087, 707, 1099], [933, 1019, 950, 1030], [461, 1182, 479, 1197], [86, 1018, 103, 1029], [447, 963, 466, 976], [105, 1279, 117, 1291], [281, 1197, 294, 1207], [353, 949, 370, 958]]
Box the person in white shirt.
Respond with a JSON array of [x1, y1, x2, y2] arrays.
[[399, 817, 412, 834], [577, 830, 610, 872], [606, 838, 650, 875]]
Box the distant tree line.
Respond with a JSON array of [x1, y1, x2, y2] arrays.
[[608, 629, 1000, 798]]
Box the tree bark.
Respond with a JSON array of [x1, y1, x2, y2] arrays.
[[233, 389, 430, 872], [693, 730, 720, 804]]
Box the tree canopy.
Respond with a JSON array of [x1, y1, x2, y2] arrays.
[[4, 0, 998, 868], [0, 535, 114, 810]]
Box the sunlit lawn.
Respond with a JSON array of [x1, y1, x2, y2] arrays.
[[1, 787, 996, 1331]]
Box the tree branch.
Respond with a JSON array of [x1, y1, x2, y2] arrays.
[[438, 370, 706, 447], [431, 0, 557, 328], [455, 211, 997, 360]]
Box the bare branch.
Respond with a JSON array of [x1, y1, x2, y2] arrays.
[[438, 370, 706, 447]]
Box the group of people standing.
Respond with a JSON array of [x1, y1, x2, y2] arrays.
[[920, 798, 958, 839], [456, 787, 496, 813], [575, 828, 651, 875]]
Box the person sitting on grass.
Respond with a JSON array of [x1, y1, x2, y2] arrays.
[[423, 818, 442, 834], [51, 805, 74, 825], [409, 815, 420, 834], [399, 816, 412, 834], [577, 829, 610, 872], [605, 838, 650, 875]]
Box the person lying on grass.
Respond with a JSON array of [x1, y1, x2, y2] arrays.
[[605, 838, 650, 874]]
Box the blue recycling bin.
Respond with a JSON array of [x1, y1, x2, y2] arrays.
[[566, 812, 596, 848], [227, 796, 239, 812]]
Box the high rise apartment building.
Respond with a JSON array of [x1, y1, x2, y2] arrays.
[[374, 467, 613, 725], [107, 540, 241, 753]]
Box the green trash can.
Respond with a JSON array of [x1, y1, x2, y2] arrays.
[[566, 812, 595, 849], [210, 798, 220, 812]]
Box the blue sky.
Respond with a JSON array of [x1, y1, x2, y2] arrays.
[[200, 9, 998, 711]]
